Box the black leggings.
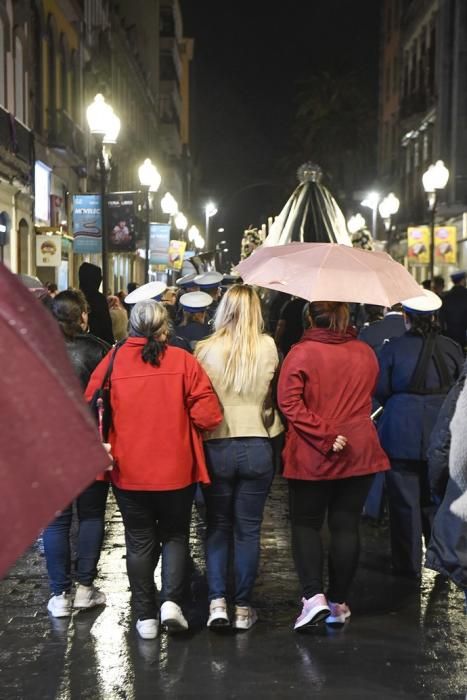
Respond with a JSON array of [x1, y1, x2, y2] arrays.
[[288, 475, 373, 603]]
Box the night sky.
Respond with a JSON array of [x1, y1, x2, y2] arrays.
[[181, 1, 380, 256]]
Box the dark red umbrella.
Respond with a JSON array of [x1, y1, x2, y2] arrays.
[[0, 264, 110, 577]]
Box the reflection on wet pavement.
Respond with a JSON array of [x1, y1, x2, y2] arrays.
[[0, 478, 466, 699]]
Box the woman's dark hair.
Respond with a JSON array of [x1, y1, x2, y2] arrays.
[[308, 301, 350, 333], [129, 300, 168, 366], [405, 312, 440, 338], [50, 289, 87, 340]]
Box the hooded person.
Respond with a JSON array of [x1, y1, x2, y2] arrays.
[[79, 263, 114, 346]]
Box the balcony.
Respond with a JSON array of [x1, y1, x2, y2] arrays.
[[0, 105, 34, 175], [48, 110, 85, 163]]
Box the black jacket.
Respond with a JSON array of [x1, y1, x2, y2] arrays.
[[79, 262, 114, 346], [425, 360, 467, 589], [439, 285, 467, 349], [66, 333, 111, 388]]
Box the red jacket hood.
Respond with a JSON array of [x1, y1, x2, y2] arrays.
[[300, 327, 357, 345]]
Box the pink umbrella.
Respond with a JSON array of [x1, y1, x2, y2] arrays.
[[236, 242, 421, 306]]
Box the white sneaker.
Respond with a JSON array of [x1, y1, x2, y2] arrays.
[[232, 605, 258, 630], [136, 618, 159, 640], [47, 592, 72, 618], [73, 584, 106, 609], [160, 601, 188, 632], [207, 597, 230, 628]]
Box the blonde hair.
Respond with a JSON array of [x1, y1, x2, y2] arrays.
[[195, 285, 264, 394]]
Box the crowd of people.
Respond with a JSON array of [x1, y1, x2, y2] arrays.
[[35, 262, 467, 640]]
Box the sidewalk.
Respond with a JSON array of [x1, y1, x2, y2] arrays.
[[0, 476, 465, 699]]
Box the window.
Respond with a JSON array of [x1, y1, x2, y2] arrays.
[[14, 35, 24, 122], [0, 17, 5, 107]]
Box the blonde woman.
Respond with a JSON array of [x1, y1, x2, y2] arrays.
[[195, 285, 282, 630]]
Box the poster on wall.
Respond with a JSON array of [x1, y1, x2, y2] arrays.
[[72, 194, 102, 254], [149, 223, 171, 265], [407, 226, 430, 264], [168, 240, 187, 270], [36, 235, 62, 267], [105, 193, 137, 253], [434, 226, 457, 265]]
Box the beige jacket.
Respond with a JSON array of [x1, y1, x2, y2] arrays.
[[198, 334, 283, 440]]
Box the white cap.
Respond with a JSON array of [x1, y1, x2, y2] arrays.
[[193, 271, 223, 289], [176, 272, 199, 288], [402, 288, 442, 314], [125, 281, 167, 304], [179, 291, 213, 312]]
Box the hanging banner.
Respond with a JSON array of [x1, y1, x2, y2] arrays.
[[105, 192, 137, 253], [407, 226, 430, 264], [150, 223, 171, 265], [434, 226, 457, 265], [36, 235, 62, 267], [168, 240, 187, 270], [72, 194, 102, 254]]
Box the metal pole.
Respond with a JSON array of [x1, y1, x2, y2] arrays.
[[144, 187, 150, 283], [372, 205, 377, 240], [98, 144, 108, 295], [429, 193, 437, 282]]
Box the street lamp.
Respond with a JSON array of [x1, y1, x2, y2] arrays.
[[361, 191, 381, 240], [138, 158, 162, 283], [86, 94, 121, 294], [161, 192, 178, 216], [422, 160, 450, 281], [347, 213, 367, 235], [204, 201, 217, 250], [174, 211, 188, 233], [378, 192, 400, 232]]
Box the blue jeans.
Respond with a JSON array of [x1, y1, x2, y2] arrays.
[[43, 481, 109, 595], [203, 437, 274, 605]]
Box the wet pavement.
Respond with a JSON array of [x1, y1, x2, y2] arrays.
[[0, 476, 466, 700]]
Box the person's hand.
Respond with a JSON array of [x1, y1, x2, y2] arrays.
[[103, 442, 114, 471], [332, 435, 347, 452]]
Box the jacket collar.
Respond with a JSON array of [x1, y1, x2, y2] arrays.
[[301, 327, 357, 344]]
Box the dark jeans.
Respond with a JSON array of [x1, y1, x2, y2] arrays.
[[386, 459, 436, 576], [43, 481, 109, 595], [288, 475, 373, 603], [203, 437, 274, 606], [114, 484, 195, 620]]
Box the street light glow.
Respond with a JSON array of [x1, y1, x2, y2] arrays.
[[422, 160, 450, 193], [86, 94, 114, 135], [347, 213, 366, 234], [378, 192, 400, 220], [161, 192, 178, 216], [174, 211, 188, 231], [138, 158, 161, 191], [361, 191, 380, 210], [103, 111, 121, 144], [188, 225, 199, 243], [205, 202, 217, 218]]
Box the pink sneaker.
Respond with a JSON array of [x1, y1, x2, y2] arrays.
[[294, 594, 330, 630], [326, 602, 351, 625]]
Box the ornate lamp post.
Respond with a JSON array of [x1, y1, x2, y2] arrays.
[[378, 192, 400, 232], [422, 160, 449, 281], [138, 158, 161, 283], [86, 94, 121, 294]]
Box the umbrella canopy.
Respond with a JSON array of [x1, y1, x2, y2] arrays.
[[236, 242, 422, 307], [264, 162, 352, 247], [0, 264, 110, 577]]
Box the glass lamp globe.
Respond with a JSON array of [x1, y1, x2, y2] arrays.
[[138, 159, 161, 191], [161, 192, 178, 216], [86, 94, 113, 135]]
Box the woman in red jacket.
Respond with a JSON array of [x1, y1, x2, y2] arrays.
[[278, 301, 389, 631], [85, 300, 222, 640]]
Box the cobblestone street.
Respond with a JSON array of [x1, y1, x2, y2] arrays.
[[0, 477, 465, 699]]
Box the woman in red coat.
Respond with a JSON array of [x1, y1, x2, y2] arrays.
[[278, 301, 389, 630], [85, 300, 222, 640]]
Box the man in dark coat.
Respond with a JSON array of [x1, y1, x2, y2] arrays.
[[439, 271, 467, 350], [425, 361, 467, 598], [79, 262, 114, 346], [358, 304, 406, 353]]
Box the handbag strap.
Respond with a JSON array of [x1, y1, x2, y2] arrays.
[[100, 340, 125, 391]]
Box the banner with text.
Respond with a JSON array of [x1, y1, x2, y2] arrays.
[[72, 194, 102, 254], [407, 226, 430, 265], [434, 226, 457, 265], [168, 239, 187, 270], [149, 223, 171, 266], [105, 193, 137, 253]]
